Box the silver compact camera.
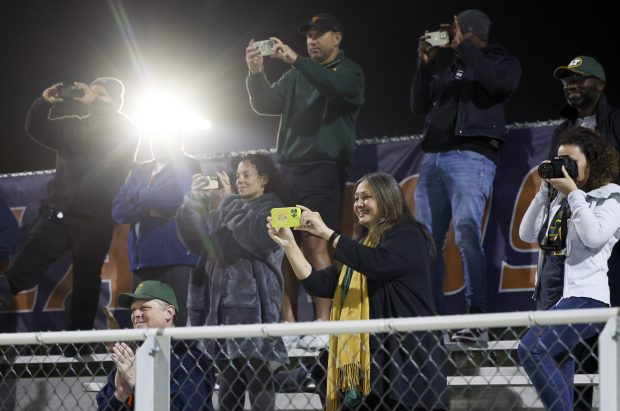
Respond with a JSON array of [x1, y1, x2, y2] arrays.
[[424, 31, 449, 47], [254, 39, 276, 56]]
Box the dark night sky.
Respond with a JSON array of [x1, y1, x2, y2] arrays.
[[1, 0, 619, 173]]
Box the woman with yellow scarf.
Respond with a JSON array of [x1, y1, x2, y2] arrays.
[[267, 172, 448, 410]]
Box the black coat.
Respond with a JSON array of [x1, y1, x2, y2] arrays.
[[302, 221, 448, 410], [547, 94, 620, 159], [411, 40, 521, 142]]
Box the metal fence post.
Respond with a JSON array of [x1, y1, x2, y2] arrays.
[[135, 334, 171, 411], [599, 316, 620, 411]]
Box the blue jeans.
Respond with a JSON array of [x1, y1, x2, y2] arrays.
[[414, 150, 496, 314], [518, 297, 606, 411]]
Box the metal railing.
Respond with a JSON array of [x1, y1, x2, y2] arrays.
[[0, 307, 618, 410]]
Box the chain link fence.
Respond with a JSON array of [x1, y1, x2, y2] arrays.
[[0, 308, 618, 410]]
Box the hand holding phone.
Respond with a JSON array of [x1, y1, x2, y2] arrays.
[[270, 207, 302, 228]]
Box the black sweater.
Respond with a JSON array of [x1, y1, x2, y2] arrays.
[[302, 220, 437, 319], [25, 98, 139, 215]]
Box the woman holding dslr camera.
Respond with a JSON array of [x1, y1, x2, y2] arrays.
[[176, 153, 290, 411], [267, 172, 447, 411], [518, 126, 620, 411]]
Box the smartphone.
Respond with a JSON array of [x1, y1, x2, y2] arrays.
[[254, 39, 276, 56], [270, 207, 302, 228], [204, 175, 220, 190], [425, 31, 449, 47], [58, 84, 85, 99]]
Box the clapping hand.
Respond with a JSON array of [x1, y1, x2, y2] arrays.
[[111, 342, 136, 401]]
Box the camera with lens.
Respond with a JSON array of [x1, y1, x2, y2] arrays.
[[58, 83, 85, 100], [537, 155, 578, 180]]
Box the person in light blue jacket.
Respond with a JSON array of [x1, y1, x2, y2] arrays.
[[518, 127, 620, 411]]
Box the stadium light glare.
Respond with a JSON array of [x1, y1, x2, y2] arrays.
[[133, 90, 212, 133]]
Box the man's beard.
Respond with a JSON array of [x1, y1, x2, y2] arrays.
[[566, 88, 599, 109]]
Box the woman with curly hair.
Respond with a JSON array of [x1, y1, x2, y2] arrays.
[[176, 153, 292, 411], [518, 126, 620, 411]]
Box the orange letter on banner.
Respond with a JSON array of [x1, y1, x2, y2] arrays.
[[499, 168, 541, 292]]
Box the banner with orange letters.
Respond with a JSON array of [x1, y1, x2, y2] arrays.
[[0, 124, 554, 331]]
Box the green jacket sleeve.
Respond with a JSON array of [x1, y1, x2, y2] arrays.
[[246, 71, 289, 115], [293, 55, 365, 110]]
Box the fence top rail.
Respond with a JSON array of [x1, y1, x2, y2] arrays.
[[0, 307, 617, 346], [0, 120, 564, 179]]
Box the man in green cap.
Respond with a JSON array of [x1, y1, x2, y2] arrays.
[[548, 56, 620, 158], [547, 55, 620, 411], [96, 281, 214, 410]]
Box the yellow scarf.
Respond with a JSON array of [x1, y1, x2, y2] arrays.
[[326, 240, 372, 411]]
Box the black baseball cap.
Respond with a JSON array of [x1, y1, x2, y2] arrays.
[[297, 13, 343, 34]]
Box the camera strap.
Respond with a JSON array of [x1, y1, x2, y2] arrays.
[[538, 198, 571, 252]]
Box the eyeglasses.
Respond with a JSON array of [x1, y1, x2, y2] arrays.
[[560, 74, 595, 86]]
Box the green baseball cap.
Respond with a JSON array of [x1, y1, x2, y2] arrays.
[[118, 281, 179, 312], [553, 56, 606, 82]]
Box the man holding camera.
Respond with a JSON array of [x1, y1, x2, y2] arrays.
[[245, 13, 365, 347], [411, 10, 521, 343], [0, 79, 138, 332]]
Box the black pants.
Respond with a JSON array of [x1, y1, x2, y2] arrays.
[[216, 357, 276, 411], [5, 207, 114, 330]]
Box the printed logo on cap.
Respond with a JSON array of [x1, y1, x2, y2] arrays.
[[568, 58, 583, 68]]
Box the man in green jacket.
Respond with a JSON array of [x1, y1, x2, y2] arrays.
[[245, 13, 364, 348]]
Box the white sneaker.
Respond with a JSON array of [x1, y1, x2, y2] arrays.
[[297, 334, 329, 350]]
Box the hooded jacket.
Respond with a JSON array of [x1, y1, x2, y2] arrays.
[[175, 192, 288, 364], [520, 182, 620, 306]]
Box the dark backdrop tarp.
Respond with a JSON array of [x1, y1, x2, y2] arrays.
[[0, 124, 553, 331]]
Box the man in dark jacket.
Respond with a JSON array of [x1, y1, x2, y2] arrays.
[[245, 13, 365, 347], [96, 280, 214, 410], [411, 9, 521, 343], [112, 131, 200, 326], [0, 79, 138, 331], [547, 55, 620, 411]]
